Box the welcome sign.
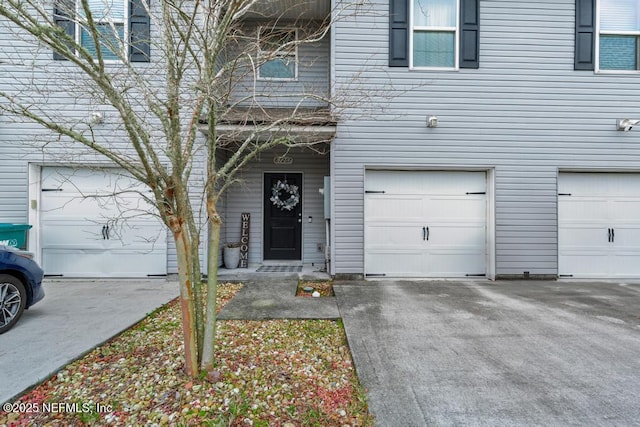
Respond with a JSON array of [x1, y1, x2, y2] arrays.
[[240, 213, 250, 268]]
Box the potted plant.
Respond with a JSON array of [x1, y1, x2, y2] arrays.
[[223, 242, 241, 269]]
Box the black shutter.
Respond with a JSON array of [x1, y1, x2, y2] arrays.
[[53, 0, 75, 61], [389, 0, 409, 67], [575, 0, 596, 70], [130, 0, 150, 62], [459, 0, 479, 69]]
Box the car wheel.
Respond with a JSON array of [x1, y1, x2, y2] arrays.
[[0, 274, 27, 334]]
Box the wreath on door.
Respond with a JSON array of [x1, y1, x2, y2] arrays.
[[270, 180, 300, 211]]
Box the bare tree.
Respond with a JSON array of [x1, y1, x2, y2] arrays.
[[0, 0, 352, 376]]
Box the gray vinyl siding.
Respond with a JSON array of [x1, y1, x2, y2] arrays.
[[228, 25, 330, 108], [0, 11, 181, 272], [222, 148, 329, 266], [331, 0, 640, 276], [1, 11, 329, 275]]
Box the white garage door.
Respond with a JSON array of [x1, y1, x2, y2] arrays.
[[559, 172, 640, 278], [365, 170, 487, 278], [40, 167, 167, 277]]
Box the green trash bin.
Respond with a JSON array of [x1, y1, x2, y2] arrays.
[[0, 223, 32, 250]]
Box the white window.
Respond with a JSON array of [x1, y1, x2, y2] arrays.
[[410, 0, 459, 69], [597, 0, 640, 71], [78, 0, 127, 60], [258, 27, 297, 80]]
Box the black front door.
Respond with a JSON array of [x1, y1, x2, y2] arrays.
[[264, 173, 302, 260]]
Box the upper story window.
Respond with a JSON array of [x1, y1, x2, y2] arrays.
[[78, 0, 126, 61], [257, 27, 298, 80], [53, 0, 150, 63], [389, 0, 478, 69], [411, 0, 459, 69], [597, 0, 640, 71]]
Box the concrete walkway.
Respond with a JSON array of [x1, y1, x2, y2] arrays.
[[0, 279, 178, 404], [217, 274, 339, 320], [335, 280, 640, 426]]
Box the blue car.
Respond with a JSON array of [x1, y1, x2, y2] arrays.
[[0, 245, 45, 334]]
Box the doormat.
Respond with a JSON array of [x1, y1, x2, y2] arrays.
[[256, 265, 303, 273]]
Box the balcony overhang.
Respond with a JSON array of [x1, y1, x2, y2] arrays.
[[244, 0, 331, 21], [198, 107, 337, 143]]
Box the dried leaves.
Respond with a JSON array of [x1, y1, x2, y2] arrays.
[[2, 282, 372, 426], [296, 281, 334, 297]]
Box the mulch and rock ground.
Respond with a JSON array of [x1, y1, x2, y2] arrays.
[[296, 281, 334, 297], [1, 282, 372, 426]]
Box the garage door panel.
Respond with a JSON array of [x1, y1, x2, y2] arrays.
[[366, 223, 424, 246], [41, 198, 152, 219], [365, 196, 423, 219], [43, 249, 166, 277], [419, 171, 485, 195], [42, 168, 137, 192], [428, 224, 485, 247], [558, 174, 600, 196], [559, 253, 611, 277], [559, 198, 608, 221], [42, 218, 163, 250], [609, 174, 640, 195], [611, 199, 640, 221], [40, 193, 106, 215], [42, 250, 110, 276], [612, 253, 640, 277], [365, 251, 425, 277], [425, 197, 485, 219], [41, 219, 110, 249], [366, 170, 484, 195], [429, 252, 485, 277], [559, 226, 609, 248], [365, 171, 423, 194]]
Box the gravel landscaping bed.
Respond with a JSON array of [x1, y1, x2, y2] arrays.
[[1, 283, 372, 426]]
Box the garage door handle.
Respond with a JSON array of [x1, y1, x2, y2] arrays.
[[102, 225, 110, 240], [608, 228, 611, 242], [611, 228, 615, 243], [423, 226, 429, 241]]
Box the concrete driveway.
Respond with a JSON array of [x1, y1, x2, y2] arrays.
[[335, 280, 640, 426], [0, 279, 178, 404]]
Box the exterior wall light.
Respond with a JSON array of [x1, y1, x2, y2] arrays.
[[616, 119, 640, 132], [90, 112, 104, 125]]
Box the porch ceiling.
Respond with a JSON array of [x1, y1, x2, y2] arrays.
[[219, 107, 336, 126], [244, 0, 331, 21], [198, 107, 337, 143]]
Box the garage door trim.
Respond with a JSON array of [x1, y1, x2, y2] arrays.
[[363, 167, 495, 279]]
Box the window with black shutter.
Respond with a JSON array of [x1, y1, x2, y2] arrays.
[[575, 0, 640, 72], [53, 0, 150, 62], [389, 0, 479, 69]]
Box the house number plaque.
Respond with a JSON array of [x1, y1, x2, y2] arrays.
[[240, 213, 250, 268], [273, 156, 293, 165]]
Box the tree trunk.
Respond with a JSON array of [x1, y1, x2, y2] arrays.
[[200, 202, 221, 372], [173, 225, 200, 377]]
